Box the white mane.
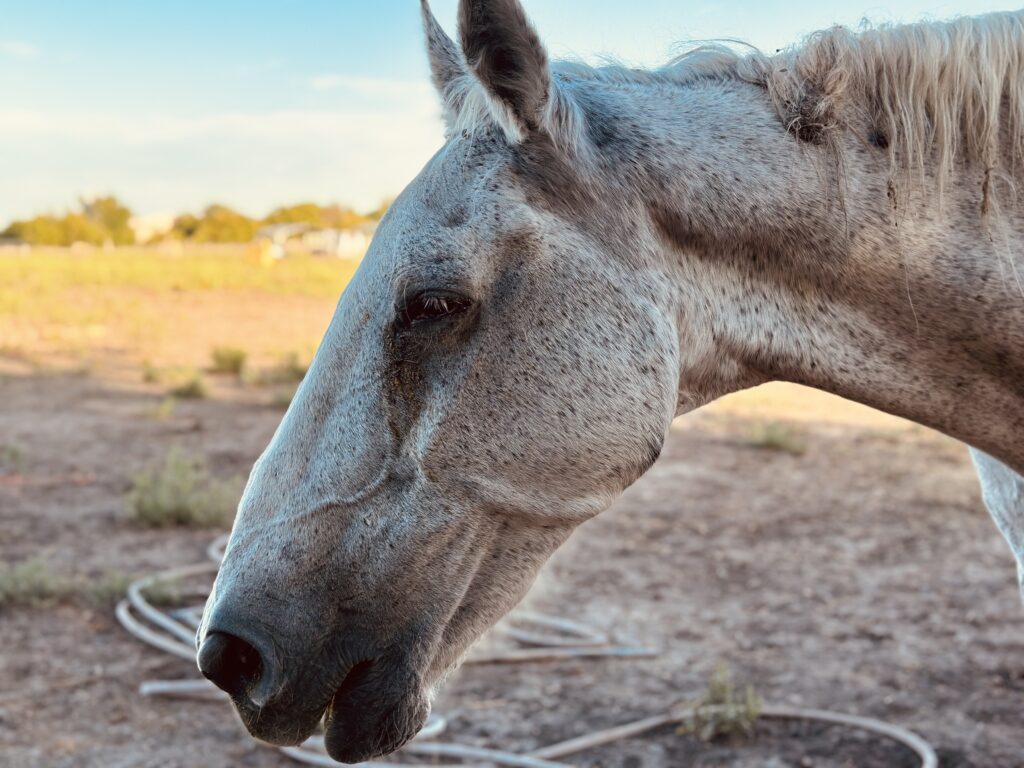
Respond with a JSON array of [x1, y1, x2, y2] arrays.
[[446, 10, 1024, 211]]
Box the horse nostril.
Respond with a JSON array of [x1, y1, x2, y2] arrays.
[[197, 630, 264, 698]]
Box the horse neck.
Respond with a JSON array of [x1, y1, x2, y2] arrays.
[[622, 78, 1024, 470]]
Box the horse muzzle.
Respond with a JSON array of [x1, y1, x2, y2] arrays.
[[197, 612, 429, 763]]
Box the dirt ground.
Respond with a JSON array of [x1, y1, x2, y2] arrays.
[[1, 370, 1022, 768]]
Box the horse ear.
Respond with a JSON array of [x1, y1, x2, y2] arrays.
[[458, 0, 550, 136], [421, 0, 465, 104]]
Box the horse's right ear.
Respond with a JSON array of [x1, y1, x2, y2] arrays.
[[422, 0, 466, 123], [458, 0, 550, 139]]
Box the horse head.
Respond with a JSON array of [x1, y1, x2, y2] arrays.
[[197, 1, 681, 761]]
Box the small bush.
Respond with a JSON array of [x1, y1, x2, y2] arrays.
[[141, 360, 163, 384], [145, 397, 177, 421], [279, 352, 308, 381], [247, 352, 308, 387], [127, 447, 240, 528], [169, 373, 207, 399], [210, 346, 247, 376], [0, 562, 135, 612], [677, 663, 763, 742], [270, 386, 298, 410], [740, 421, 806, 456], [0, 558, 70, 610], [82, 571, 133, 610], [142, 576, 183, 607], [148, 365, 207, 398], [0, 444, 24, 473]]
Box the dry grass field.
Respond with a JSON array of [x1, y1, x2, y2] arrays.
[[0, 246, 357, 374], [1, 247, 1021, 767]]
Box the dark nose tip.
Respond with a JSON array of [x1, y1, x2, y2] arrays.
[[197, 631, 264, 698]]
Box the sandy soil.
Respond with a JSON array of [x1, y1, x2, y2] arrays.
[[1, 372, 1021, 767]]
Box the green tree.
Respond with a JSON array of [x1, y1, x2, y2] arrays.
[[264, 202, 325, 227], [3, 213, 106, 246], [2, 195, 134, 246], [191, 205, 257, 243], [320, 205, 369, 229], [3, 215, 67, 245], [263, 203, 371, 230], [63, 213, 108, 245], [82, 196, 134, 245], [169, 213, 200, 240]]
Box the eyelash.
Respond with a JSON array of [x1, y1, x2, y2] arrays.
[[400, 292, 473, 327]]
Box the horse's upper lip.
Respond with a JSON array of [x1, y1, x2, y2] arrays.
[[205, 626, 377, 747], [232, 693, 325, 748], [226, 659, 371, 748]]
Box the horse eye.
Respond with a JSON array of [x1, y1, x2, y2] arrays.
[[400, 292, 472, 327]]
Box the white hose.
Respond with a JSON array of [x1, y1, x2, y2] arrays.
[[125, 562, 217, 646], [528, 705, 938, 768], [117, 538, 939, 768]]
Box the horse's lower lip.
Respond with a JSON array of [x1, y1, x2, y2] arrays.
[[320, 658, 428, 763], [322, 705, 418, 765]]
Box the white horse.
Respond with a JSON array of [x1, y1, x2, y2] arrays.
[[197, 1, 1024, 762]]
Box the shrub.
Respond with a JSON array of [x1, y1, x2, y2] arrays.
[[211, 346, 247, 376], [169, 373, 207, 399], [0, 444, 24, 473], [141, 360, 162, 384], [0, 558, 70, 610], [82, 571, 133, 610], [145, 397, 177, 421], [270, 386, 298, 410], [740, 421, 806, 456], [145, 365, 207, 398], [279, 352, 309, 382], [142, 576, 183, 607], [246, 352, 309, 387], [0, 562, 135, 612], [676, 663, 763, 742], [127, 447, 240, 528]]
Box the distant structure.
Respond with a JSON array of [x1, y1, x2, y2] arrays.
[[253, 221, 376, 261], [255, 223, 310, 261], [129, 214, 176, 244], [0, 235, 28, 253]]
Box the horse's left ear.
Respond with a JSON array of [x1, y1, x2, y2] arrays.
[[458, 0, 550, 137], [422, 1, 465, 103]]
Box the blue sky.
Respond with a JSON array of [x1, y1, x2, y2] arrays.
[[0, 1, 1015, 224]]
